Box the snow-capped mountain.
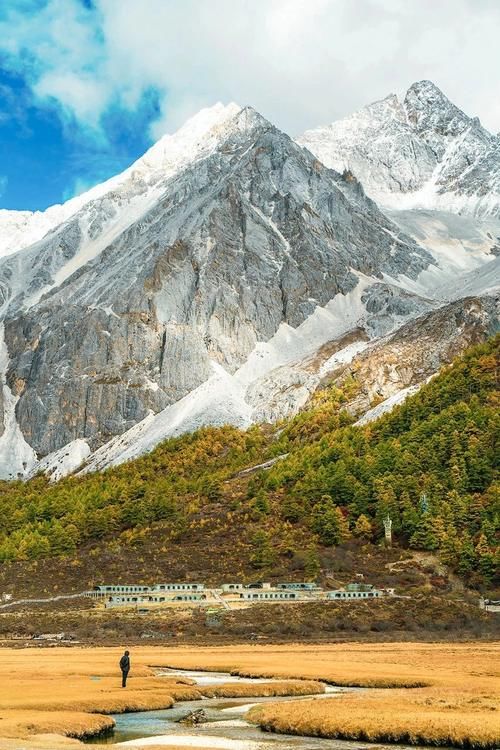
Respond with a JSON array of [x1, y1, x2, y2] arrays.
[[0, 84, 498, 480], [298, 80, 500, 218]]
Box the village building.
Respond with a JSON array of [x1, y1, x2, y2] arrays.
[[239, 590, 299, 600], [89, 583, 204, 600], [277, 582, 319, 590], [326, 583, 394, 600], [105, 592, 206, 607]]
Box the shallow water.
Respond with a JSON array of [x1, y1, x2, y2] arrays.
[[84, 668, 448, 749]]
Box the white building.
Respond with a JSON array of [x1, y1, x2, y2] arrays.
[[105, 591, 206, 608], [89, 583, 204, 599], [239, 590, 299, 601]]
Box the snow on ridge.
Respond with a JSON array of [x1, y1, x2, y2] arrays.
[[138, 102, 242, 175], [36, 279, 375, 478], [385, 208, 500, 298], [297, 80, 500, 219], [80, 362, 252, 474], [374, 182, 500, 219], [235, 274, 374, 388], [25, 274, 439, 478]]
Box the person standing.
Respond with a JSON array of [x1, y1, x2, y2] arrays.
[[120, 650, 130, 687]]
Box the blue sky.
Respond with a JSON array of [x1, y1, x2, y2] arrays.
[[1, 0, 499, 212], [0, 67, 160, 210]]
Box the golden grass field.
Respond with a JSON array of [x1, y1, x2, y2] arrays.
[[162, 642, 500, 747], [0, 642, 498, 749]]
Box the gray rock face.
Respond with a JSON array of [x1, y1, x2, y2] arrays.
[[0, 106, 433, 459]]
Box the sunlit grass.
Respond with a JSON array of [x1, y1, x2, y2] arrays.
[[1, 644, 498, 747], [164, 642, 500, 748]]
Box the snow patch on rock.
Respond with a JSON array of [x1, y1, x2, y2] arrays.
[[0, 324, 37, 478], [28, 439, 91, 481], [355, 384, 423, 425], [81, 362, 252, 473], [235, 275, 373, 387]]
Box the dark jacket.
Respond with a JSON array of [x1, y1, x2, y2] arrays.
[[120, 654, 130, 672]]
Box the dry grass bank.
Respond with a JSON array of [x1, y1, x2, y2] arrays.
[[0, 648, 180, 739], [162, 642, 500, 748], [0, 711, 114, 740], [0, 646, 325, 742], [248, 687, 500, 748], [203, 680, 324, 698], [158, 641, 492, 688]]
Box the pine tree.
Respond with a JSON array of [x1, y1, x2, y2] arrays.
[[312, 497, 350, 546], [400, 491, 419, 537], [457, 532, 477, 576], [353, 514, 373, 539], [304, 547, 320, 579], [410, 513, 438, 550], [439, 525, 460, 567], [281, 496, 305, 523], [253, 490, 270, 515], [475, 534, 495, 582], [430, 516, 448, 547], [250, 530, 276, 569]]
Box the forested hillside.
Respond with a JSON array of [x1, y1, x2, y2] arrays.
[[0, 336, 498, 590]]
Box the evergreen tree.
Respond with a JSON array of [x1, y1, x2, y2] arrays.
[[353, 514, 373, 539], [457, 532, 477, 576], [253, 490, 270, 515], [312, 496, 350, 545], [304, 547, 320, 579], [250, 530, 276, 569], [281, 496, 305, 523], [410, 513, 438, 550], [475, 534, 495, 582], [439, 524, 461, 567]]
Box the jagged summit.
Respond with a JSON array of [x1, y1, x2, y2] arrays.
[[298, 80, 500, 217]]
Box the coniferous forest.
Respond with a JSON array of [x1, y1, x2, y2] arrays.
[[0, 336, 498, 589]]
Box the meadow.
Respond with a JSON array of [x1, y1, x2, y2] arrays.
[[158, 642, 500, 747], [0, 642, 497, 749]]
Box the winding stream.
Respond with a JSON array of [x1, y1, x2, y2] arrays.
[[85, 668, 443, 749]]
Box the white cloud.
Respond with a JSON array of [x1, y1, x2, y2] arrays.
[[1, 0, 499, 141], [34, 71, 110, 127]]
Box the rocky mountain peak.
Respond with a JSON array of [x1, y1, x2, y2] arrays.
[[403, 80, 491, 158], [0, 101, 247, 260], [129, 101, 243, 175], [299, 80, 500, 217]]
